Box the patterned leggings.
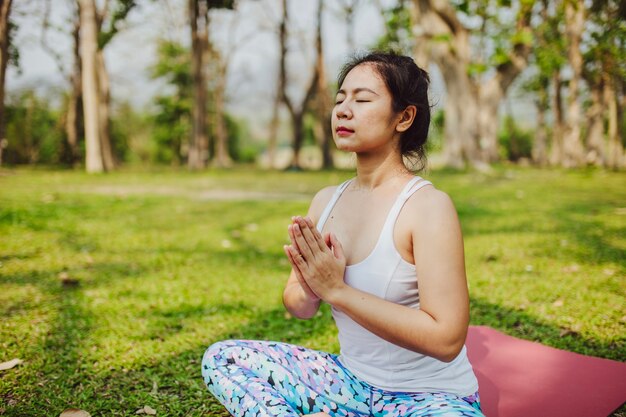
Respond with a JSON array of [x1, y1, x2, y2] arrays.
[[201, 340, 484, 417]]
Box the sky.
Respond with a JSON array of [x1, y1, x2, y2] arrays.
[[6, 0, 535, 137]]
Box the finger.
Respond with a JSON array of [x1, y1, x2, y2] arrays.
[[288, 224, 305, 254], [292, 223, 315, 261], [284, 246, 318, 300], [304, 216, 329, 252], [288, 246, 307, 270], [296, 217, 326, 253], [330, 233, 346, 261]]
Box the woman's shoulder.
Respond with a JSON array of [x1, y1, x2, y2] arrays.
[[307, 184, 340, 221], [404, 182, 459, 225]]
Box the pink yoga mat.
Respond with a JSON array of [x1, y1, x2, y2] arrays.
[[466, 326, 626, 417]]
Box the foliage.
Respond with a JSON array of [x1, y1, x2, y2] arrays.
[[98, 0, 138, 49], [225, 114, 254, 163], [449, 0, 535, 78], [0, 167, 624, 416], [149, 40, 193, 165], [2, 91, 64, 165], [373, 0, 413, 55], [498, 115, 533, 161]]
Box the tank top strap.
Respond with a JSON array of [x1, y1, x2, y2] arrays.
[[316, 179, 353, 232], [381, 176, 433, 236]]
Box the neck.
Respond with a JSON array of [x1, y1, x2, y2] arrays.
[[354, 146, 412, 190]]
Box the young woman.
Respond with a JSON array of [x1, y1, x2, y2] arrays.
[[202, 52, 483, 417]]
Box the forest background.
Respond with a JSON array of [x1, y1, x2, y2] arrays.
[[1, 0, 625, 171]]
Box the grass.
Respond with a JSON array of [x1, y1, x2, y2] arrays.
[[0, 165, 624, 416]]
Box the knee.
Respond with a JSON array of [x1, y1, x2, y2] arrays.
[[201, 340, 236, 384], [202, 340, 236, 368]]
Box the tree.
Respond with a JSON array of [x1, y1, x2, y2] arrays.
[[277, 0, 320, 169], [79, 0, 103, 172], [78, 0, 137, 173], [0, 0, 13, 167], [561, 0, 585, 167], [151, 40, 192, 165], [187, 0, 234, 171], [312, 0, 333, 169], [584, 0, 626, 169], [410, 0, 534, 169]]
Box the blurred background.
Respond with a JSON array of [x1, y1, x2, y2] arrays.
[[1, 0, 624, 172]]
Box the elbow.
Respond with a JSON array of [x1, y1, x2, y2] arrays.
[[436, 343, 464, 363], [432, 333, 466, 363]]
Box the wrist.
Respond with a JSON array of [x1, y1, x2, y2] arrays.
[[324, 283, 349, 306]]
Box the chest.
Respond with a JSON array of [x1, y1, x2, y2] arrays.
[[321, 190, 414, 266]]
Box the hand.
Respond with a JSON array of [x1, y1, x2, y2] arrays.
[[284, 216, 347, 303]]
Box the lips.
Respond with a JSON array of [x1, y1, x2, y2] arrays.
[[336, 126, 354, 136]]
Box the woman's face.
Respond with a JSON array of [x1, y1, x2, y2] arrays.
[[332, 64, 401, 155]]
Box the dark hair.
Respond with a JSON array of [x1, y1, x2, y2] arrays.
[[337, 51, 430, 169]]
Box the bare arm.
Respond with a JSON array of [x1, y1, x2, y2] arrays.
[[289, 190, 469, 362]]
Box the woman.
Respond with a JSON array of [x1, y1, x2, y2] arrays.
[[202, 52, 483, 417]]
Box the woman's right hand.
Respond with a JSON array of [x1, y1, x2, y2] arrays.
[[283, 243, 320, 302]]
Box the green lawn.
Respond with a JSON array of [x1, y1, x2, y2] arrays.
[[1, 166, 624, 416]]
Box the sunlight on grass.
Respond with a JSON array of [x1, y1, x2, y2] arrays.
[[1, 166, 624, 416]]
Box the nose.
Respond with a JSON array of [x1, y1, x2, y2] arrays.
[[335, 101, 352, 119]]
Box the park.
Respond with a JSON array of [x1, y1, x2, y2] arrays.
[[0, 0, 625, 416]]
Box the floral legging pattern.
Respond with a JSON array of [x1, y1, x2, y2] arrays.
[[201, 340, 484, 417]]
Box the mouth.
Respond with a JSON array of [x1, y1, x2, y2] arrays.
[[335, 127, 354, 136]]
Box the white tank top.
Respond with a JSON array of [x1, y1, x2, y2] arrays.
[[317, 177, 479, 397]]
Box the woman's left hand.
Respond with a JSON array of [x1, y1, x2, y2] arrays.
[[286, 216, 347, 303]]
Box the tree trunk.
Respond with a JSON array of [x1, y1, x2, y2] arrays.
[[410, 0, 531, 170], [79, 0, 104, 173], [314, 0, 333, 169], [0, 0, 12, 167], [585, 79, 605, 166], [267, 87, 280, 169], [188, 0, 209, 170], [96, 50, 115, 170], [213, 62, 232, 168], [605, 77, 623, 169], [65, 14, 82, 166], [561, 1, 585, 168], [532, 84, 549, 166], [549, 71, 564, 166], [438, 57, 480, 168], [277, 0, 319, 170]]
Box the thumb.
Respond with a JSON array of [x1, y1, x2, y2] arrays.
[[330, 233, 345, 260]]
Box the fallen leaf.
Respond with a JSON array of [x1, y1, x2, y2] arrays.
[[136, 406, 156, 415], [552, 299, 564, 307], [562, 264, 580, 273], [0, 358, 23, 371], [59, 409, 91, 417], [59, 271, 80, 288]]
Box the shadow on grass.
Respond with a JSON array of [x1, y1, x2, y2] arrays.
[[550, 202, 626, 266], [5, 279, 624, 416]]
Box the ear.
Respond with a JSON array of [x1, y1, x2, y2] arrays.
[[395, 105, 417, 133]]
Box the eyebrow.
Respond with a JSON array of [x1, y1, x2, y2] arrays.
[[336, 87, 379, 96]]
